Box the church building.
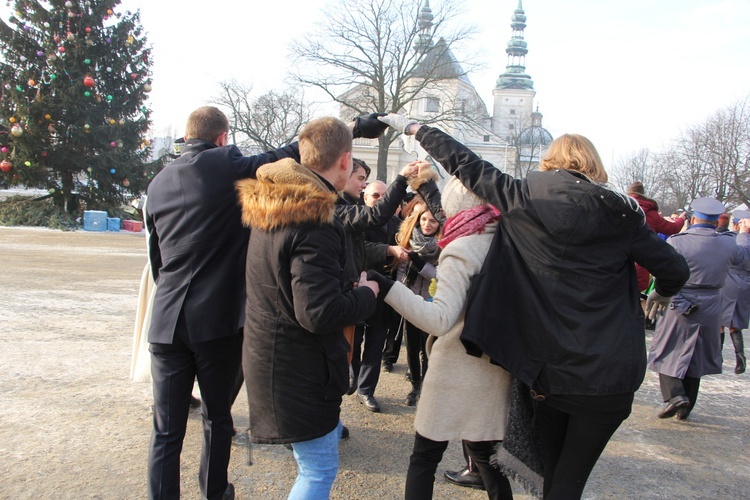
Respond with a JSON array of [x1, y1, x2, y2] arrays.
[[346, 0, 552, 183]]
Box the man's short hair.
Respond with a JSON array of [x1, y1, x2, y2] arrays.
[[185, 106, 229, 143], [299, 117, 352, 172], [352, 158, 371, 178]]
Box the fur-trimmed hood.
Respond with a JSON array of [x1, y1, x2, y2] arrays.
[[236, 158, 338, 231], [408, 167, 439, 192]]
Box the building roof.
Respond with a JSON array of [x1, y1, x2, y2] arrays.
[[412, 37, 471, 84]]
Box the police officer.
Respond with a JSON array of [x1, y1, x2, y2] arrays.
[[648, 198, 750, 420], [719, 209, 750, 374]]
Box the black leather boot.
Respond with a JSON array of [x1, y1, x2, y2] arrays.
[[405, 381, 421, 406], [730, 330, 746, 374]]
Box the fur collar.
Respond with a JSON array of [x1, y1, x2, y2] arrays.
[[236, 158, 338, 231], [408, 167, 439, 191]]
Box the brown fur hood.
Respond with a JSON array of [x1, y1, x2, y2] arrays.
[[236, 158, 338, 231], [408, 167, 439, 191]]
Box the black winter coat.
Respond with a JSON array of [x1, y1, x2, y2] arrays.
[[145, 139, 298, 344], [416, 126, 690, 396], [236, 159, 377, 443], [336, 175, 409, 288]]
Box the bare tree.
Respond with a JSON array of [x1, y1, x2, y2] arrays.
[[662, 128, 715, 209], [504, 112, 553, 179], [290, 0, 480, 180], [611, 149, 671, 198], [657, 98, 750, 210], [212, 80, 312, 155], [702, 99, 750, 206]]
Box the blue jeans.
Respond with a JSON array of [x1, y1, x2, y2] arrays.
[[288, 421, 342, 499]]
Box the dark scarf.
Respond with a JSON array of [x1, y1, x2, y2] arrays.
[[403, 227, 440, 288], [491, 379, 545, 498], [410, 226, 440, 261]]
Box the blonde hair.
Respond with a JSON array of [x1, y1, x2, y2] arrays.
[[299, 117, 352, 172], [538, 134, 608, 183]]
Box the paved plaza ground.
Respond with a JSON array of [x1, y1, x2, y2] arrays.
[[0, 226, 748, 499]]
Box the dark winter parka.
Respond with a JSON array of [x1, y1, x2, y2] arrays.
[[236, 158, 377, 444], [415, 125, 690, 396]]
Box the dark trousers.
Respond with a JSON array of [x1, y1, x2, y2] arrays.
[[404, 321, 428, 383], [534, 401, 625, 499], [148, 316, 242, 500], [461, 439, 479, 473], [382, 308, 403, 364], [659, 373, 701, 414], [351, 323, 366, 382], [353, 321, 388, 396], [405, 433, 513, 500]]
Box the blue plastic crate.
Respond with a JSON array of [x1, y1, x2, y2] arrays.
[[83, 210, 107, 231], [107, 217, 121, 231]]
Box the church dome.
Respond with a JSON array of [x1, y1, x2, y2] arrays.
[[517, 109, 554, 146], [517, 126, 553, 146]]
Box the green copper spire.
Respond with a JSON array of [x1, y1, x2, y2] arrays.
[[496, 0, 534, 90]]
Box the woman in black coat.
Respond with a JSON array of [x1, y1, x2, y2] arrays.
[[379, 114, 690, 498]]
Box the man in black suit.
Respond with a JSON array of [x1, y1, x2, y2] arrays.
[[145, 106, 300, 500]]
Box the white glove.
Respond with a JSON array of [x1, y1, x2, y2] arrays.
[[645, 290, 671, 321], [378, 113, 419, 135]]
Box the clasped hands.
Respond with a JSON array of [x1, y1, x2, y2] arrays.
[[352, 112, 420, 138], [399, 159, 431, 180]]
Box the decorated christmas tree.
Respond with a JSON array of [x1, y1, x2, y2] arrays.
[[0, 0, 155, 212]]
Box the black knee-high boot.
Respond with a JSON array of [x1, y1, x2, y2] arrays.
[[730, 329, 746, 374]]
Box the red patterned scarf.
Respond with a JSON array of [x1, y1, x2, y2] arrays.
[[438, 204, 500, 249]]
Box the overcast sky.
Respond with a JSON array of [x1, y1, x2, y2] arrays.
[[5, 0, 750, 170]]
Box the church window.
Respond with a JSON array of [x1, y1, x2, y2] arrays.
[[483, 135, 490, 142], [510, 109, 516, 115], [425, 98, 440, 113], [509, 124, 515, 130]]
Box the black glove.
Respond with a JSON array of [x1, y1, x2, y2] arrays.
[[366, 269, 395, 295], [352, 112, 388, 139], [408, 251, 426, 271]]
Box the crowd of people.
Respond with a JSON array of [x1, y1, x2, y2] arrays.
[[134, 106, 749, 499]]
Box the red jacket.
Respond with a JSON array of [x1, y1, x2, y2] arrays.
[[630, 193, 685, 291]]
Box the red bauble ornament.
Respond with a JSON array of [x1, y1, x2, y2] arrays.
[[83, 75, 95, 87], [0, 160, 12, 172], [130, 73, 137, 79]]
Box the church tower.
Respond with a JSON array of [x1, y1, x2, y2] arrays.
[[492, 0, 536, 142]]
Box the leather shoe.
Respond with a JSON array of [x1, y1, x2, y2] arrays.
[[444, 467, 485, 490], [223, 482, 235, 500], [382, 360, 393, 373], [675, 406, 690, 421], [357, 393, 381, 412], [658, 395, 689, 419], [340, 425, 350, 440], [189, 395, 201, 408]]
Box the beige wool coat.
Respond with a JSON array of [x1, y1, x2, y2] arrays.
[[385, 222, 511, 442]]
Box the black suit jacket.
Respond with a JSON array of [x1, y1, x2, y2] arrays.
[[146, 139, 299, 344]]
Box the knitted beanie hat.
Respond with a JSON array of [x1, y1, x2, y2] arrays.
[[442, 177, 487, 218]]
